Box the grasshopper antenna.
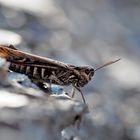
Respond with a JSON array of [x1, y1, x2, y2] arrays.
[[95, 58, 121, 72]]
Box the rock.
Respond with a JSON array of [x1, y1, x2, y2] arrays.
[[0, 58, 88, 140]]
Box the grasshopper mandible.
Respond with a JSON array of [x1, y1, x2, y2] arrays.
[[0, 45, 120, 103]]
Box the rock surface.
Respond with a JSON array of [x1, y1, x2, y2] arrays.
[[0, 59, 88, 140], [0, 1, 140, 140]]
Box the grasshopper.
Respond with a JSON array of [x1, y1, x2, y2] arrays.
[[0, 45, 120, 103]]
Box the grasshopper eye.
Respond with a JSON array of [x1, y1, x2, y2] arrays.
[[85, 69, 90, 75]]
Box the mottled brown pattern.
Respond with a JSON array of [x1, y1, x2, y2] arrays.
[[0, 45, 120, 102]]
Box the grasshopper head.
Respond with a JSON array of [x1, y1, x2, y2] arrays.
[[72, 59, 121, 88], [73, 66, 95, 87]]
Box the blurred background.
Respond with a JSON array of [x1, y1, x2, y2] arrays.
[[0, 0, 140, 140]]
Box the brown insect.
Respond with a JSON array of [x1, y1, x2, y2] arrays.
[[0, 45, 120, 103]]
